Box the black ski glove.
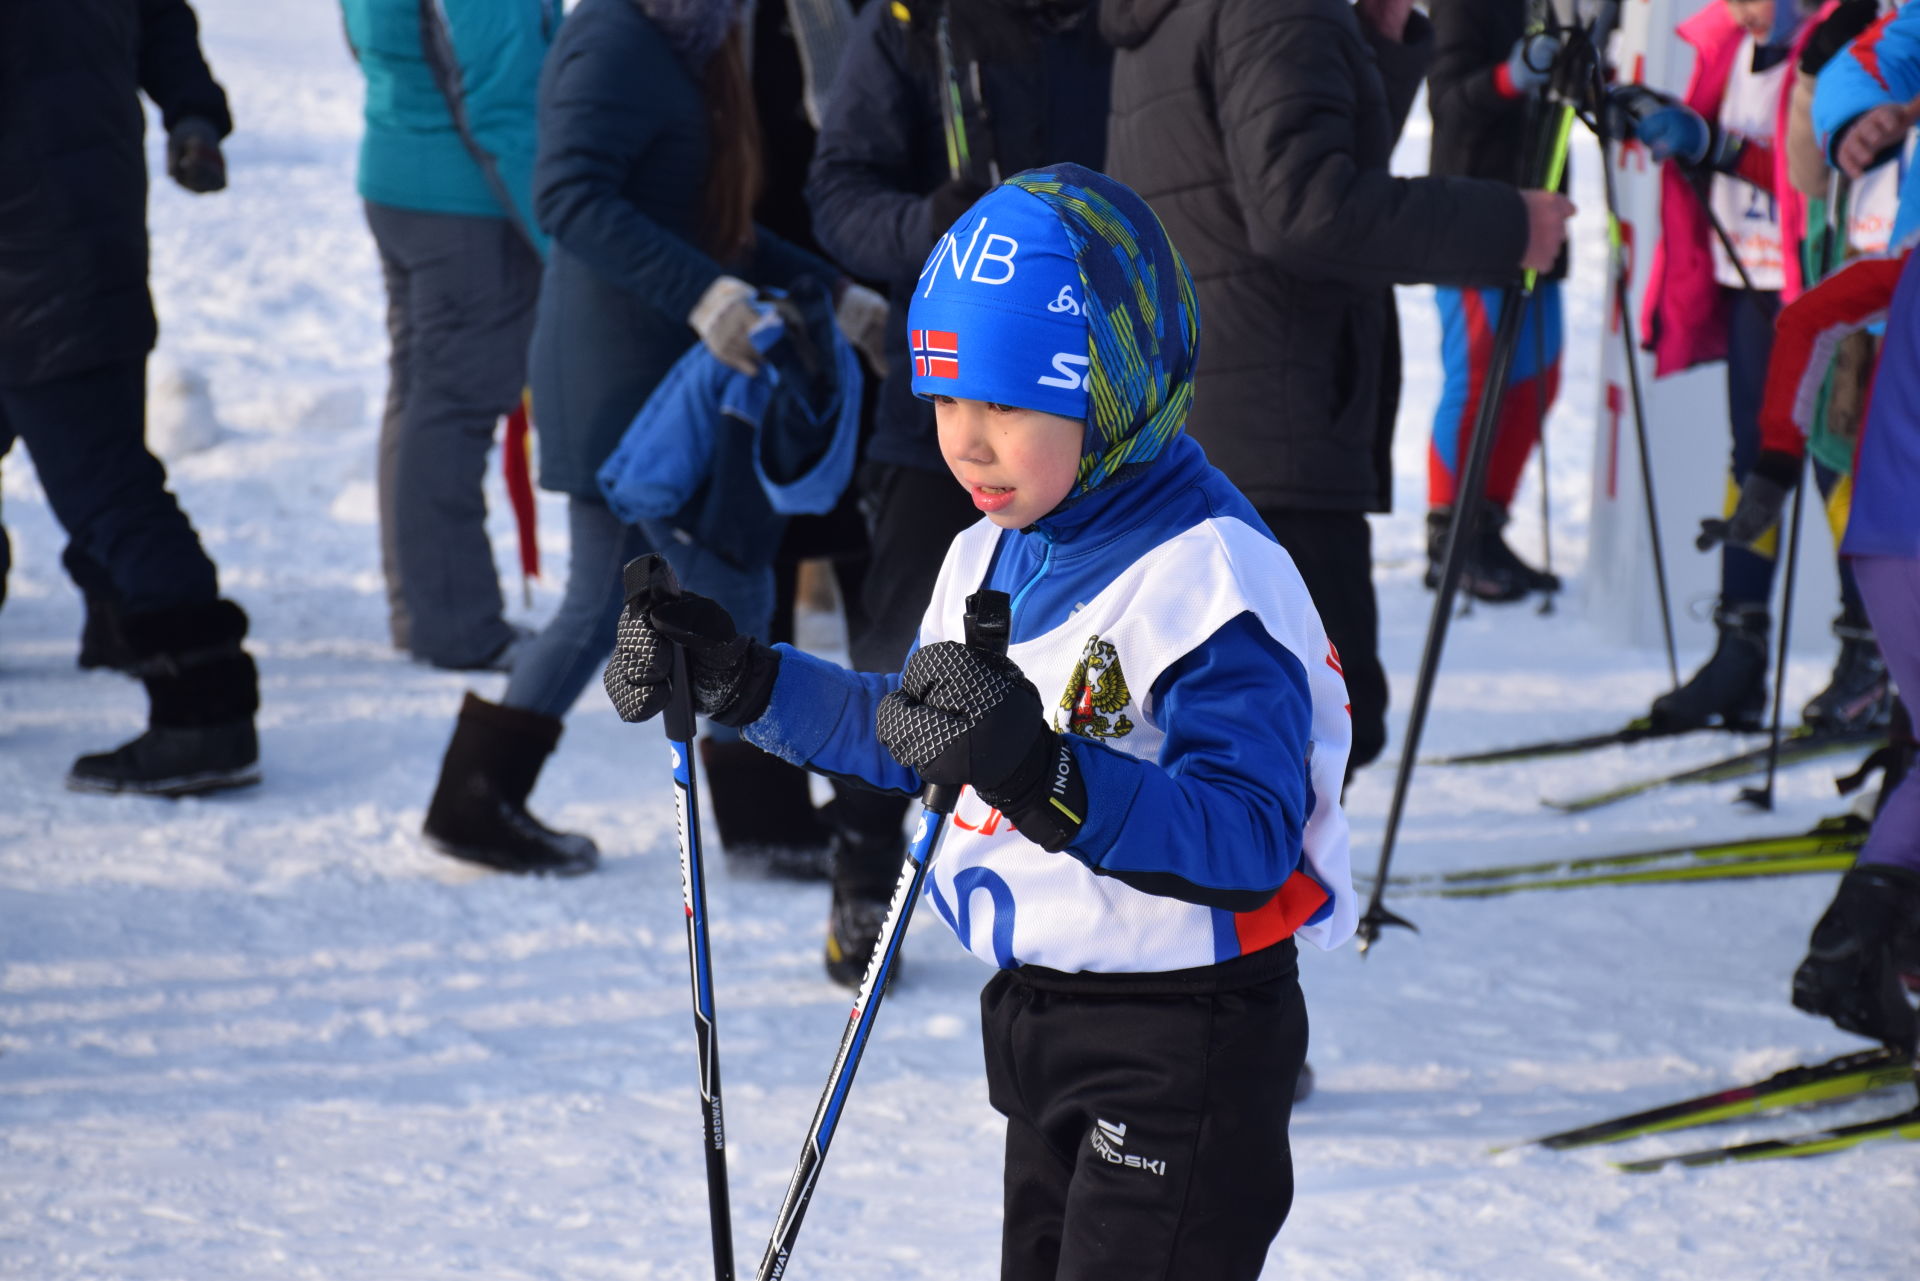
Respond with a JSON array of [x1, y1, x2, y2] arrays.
[[602, 555, 780, 728], [1697, 450, 1800, 551], [167, 117, 227, 193], [927, 178, 991, 238], [1800, 0, 1880, 76], [1791, 863, 1920, 1055], [876, 641, 1086, 852]]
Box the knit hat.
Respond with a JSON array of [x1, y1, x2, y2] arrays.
[[907, 164, 1200, 499]]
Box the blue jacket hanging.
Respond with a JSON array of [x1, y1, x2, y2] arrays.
[[596, 280, 862, 571]]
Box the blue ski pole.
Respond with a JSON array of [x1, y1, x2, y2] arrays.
[[755, 588, 1011, 1281]]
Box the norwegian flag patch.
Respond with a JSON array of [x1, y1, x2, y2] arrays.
[[910, 329, 960, 379]]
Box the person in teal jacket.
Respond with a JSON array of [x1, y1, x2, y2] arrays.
[[341, 0, 560, 671]]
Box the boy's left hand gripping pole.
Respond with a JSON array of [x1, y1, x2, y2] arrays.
[[636, 551, 737, 1281], [755, 589, 1012, 1281]]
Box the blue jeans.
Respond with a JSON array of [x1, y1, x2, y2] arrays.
[[503, 496, 775, 730]]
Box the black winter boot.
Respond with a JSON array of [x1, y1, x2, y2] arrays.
[[1476, 502, 1560, 595], [1802, 609, 1893, 733], [699, 738, 833, 879], [1424, 507, 1528, 603], [67, 599, 261, 797], [823, 789, 910, 988], [423, 692, 598, 876], [1649, 600, 1771, 732]]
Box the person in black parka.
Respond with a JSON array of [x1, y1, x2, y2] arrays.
[[1102, 0, 1574, 774], [0, 0, 260, 798], [804, 0, 1110, 987]]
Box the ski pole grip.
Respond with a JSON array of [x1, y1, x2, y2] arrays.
[[620, 554, 696, 741], [923, 589, 1013, 815]]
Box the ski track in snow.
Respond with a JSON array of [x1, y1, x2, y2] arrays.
[[1, 7, 1911, 1278]]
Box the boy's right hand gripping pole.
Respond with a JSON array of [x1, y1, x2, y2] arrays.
[[755, 589, 1012, 1281]]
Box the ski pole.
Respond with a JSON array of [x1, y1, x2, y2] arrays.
[[637, 553, 737, 1281], [1357, 86, 1578, 953], [1531, 295, 1557, 616], [1587, 59, 1681, 688], [754, 589, 1012, 1280], [1738, 465, 1805, 812]]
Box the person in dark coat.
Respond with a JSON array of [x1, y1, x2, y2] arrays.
[[0, 0, 260, 797], [420, 0, 843, 876], [1102, 0, 1574, 774], [804, 0, 1110, 986]]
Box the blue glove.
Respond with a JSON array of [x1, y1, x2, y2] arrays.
[[1504, 32, 1560, 94], [1636, 103, 1712, 164]]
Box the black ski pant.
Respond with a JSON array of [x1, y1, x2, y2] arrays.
[[0, 357, 218, 615], [832, 460, 979, 895], [981, 959, 1308, 1281], [1255, 507, 1387, 775]]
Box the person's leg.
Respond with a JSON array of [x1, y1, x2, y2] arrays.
[[7, 359, 218, 612], [6, 360, 257, 794], [1257, 508, 1386, 776], [502, 495, 648, 720], [369, 204, 540, 669], [1851, 557, 1920, 875], [1721, 289, 1782, 608], [366, 200, 416, 652], [1803, 466, 1893, 731], [980, 973, 1070, 1281], [1001, 971, 1307, 1281], [426, 495, 639, 875], [1652, 290, 1779, 731]]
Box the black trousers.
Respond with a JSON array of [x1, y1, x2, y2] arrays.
[[1256, 507, 1388, 774], [982, 965, 1308, 1281], [832, 461, 980, 894], [0, 357, 218, 615]]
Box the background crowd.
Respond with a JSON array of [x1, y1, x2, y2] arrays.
[[0, 0, 1912, 1053]]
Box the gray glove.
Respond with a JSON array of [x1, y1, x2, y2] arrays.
[[688, 276, 771, 377], [835, 281, 890, 377]]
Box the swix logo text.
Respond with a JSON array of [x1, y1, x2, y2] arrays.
[[920, 217, 1020, 296], [1037, 352, 1089, 390]]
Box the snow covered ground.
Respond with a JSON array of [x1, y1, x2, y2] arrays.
[[2, 6, 1912, 1278]]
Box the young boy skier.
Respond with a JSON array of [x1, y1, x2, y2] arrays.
[[604, 165, 1355, 1278]]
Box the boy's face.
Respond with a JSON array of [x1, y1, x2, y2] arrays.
[[934, 395, 1083, 529], [1725, 0, 1774, 40]]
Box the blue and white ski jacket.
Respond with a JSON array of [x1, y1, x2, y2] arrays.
[[745, 432, 1356, 975], [1814, 2, 1920, 252]]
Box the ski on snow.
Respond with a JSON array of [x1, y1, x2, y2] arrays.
[[1420, 716, 1682, 766], [1540, 728, 1880, 814], [1372, 815, 1867, 893], [1613, 1105, 1920, 1172], [1498, 1048, 1917, 1154]]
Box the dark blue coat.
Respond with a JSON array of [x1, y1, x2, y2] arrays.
[[804, 2, 1110, 473], [0, 0, 231, 386], [527, 0, 830, 498]]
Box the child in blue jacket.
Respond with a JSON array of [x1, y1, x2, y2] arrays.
[[603, 166, 1354, 1279]]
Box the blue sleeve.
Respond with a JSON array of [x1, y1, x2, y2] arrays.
[[433, 0, 557, 256], [1814, 8, 1920, 162], [1064, 612, 1312, 912], [745, 224, 836, 290], [803, 2, 941, 284], [742, 645, 925, 796], [533, 23, 725, 323]]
